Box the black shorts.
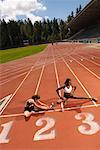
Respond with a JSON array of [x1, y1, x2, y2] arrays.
[[24, 106, 35, 112], [24, 106, 45, 112], [64, 93, 74, 98]]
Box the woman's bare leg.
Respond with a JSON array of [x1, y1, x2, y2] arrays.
[[24, 111, 32, 118]]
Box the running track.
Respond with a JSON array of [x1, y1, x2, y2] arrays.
[[0, 43, 100, 150]]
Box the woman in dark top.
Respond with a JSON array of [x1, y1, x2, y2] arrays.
[[24, 95, 54, 117]]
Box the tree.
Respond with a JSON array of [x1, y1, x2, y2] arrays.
[[0, 19, 11, 49], [67, 15, 72, 22], [59, 19, 68, 40], [7, 20, 22, 48], [33, 21, 42, 43], [51, 18, 60, 41], [76, 8, 79, 15], [79, 5, 82, 12], [71, 11, 74, 18], [41, 19, 49, 41]]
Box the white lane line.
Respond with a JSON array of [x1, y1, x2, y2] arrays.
[[34, 49, 52, 95], [0, 57, 55, 86], [52, 48, 64, 112], [0, 55, 43, 115], [0, 72, 28, 85], [70, 56, 100, 80], [34, 63, 45, 95], [0, 65, 33, 75], [0, 63, 49, 86], [58, 54, 97, 107], [0, 113, 24, 118], [0, 103, 100, 118], [0, 57, 53, 85], [78, 54, 100, 66], [0, 59, 38, 76]]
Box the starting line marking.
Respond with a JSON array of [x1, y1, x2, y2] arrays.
[[0, 103, 100, 118]]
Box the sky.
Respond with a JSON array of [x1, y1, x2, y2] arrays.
[[0, 0, 91, 24]]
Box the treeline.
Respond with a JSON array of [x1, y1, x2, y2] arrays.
[[0, 18, 68, 50], [0, 5, 82, 50], [67, 5, 82, 23]]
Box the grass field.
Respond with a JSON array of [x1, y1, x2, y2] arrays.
[[0, 44, 47, 64]]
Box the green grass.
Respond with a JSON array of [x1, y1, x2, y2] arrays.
[[0, 44, 47, 64]]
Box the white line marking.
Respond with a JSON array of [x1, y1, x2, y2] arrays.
[[34, 51, 50, 95], [0, 113, 24, 118], [0, 49, 50, 115], [57, 53, 97, 107], [0, 72, 27, 86], [0, 104, 100, 118], [34, 64, 45, 95], [70, 56, 100, 80], [0, 63, 51, 86], [0, 56, 42, 115], [52, 48, 64, 112], [78, 54, 100, 66]]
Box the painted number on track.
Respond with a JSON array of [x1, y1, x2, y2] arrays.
[[75, 112, 100, 135], [0, 94, 12, 113], [34, 117, 56, 141], [0, 121, 14, 143], [0, 113, 100, 143]]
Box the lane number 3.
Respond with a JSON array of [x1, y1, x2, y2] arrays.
[[75, 112, 100, 135]]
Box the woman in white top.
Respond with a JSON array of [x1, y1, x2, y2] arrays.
[[56, 78, 76, 102], [56, 78, 97, 103]]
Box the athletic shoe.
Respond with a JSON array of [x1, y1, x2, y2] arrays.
[[57, 99, 63, 104], [91, 98, 97, 102], [50, 103, 55, 109], [63, 100, 68, 106]]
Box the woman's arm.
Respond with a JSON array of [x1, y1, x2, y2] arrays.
[[37, 100, 49, 107], [33, 101, 50, 110], [72, 86, 76, 92], [56, 86, 64, 98]]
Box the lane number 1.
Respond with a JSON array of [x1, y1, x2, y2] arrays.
[[0, 121, 14, 143]]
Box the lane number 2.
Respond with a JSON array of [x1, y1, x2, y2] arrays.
[[34, 117, 56, 141], [75, 112, 100, 135]]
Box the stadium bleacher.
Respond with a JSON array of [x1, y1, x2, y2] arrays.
[[70, 22, 100, 43], [66, 0, 100, 43]]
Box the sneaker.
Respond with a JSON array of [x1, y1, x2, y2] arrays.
[[57, 99, 62, 104], [91, 98, 97, 102], [64, 100, 68, 106], [50, 103, 55, 109]]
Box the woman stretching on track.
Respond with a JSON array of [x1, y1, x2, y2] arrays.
[[24, 95, 54, 118], [56, 78, 97, 104]]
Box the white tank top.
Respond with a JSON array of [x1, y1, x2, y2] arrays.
[[64, 85, 72, 93]]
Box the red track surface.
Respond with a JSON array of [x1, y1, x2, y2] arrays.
[[0, 43, 100, 150]]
